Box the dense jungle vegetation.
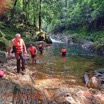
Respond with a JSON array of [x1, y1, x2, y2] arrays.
[[0, 0, 104, 52]]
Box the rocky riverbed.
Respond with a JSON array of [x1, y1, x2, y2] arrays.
[[0, 52, 104, 104]]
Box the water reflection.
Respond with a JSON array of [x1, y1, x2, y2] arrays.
[[61, 56, 66, 63]]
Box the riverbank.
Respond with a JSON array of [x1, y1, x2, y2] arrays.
[[50, 30, 104, 55], [68, 34, 104, 56]]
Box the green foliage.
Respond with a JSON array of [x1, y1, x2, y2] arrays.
[[0, 30, 9, 46], [0, 0, 104, 46], [91, 40, 104, 50], [69, 34, 84, 43], [93, 56, 104, 65], [0, 36, 9, 50], [85, 30, 104, 42], [0, 30, 5, 37]]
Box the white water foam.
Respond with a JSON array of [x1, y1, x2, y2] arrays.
[[50, 37, 64, 43]]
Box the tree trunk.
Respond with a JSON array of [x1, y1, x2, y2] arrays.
[[65, 0, 67, 7], [10, 0, 18, 20], [39, 0, 42, 31], [23, 0, 29, 25]]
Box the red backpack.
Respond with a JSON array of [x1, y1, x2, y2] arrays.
[[0, 70, 4, 77]]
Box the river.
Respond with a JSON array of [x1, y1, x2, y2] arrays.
[[31, 42, 104, 92], [1, 42, 104, 103]]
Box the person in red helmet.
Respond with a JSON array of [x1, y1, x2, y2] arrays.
[[8, 33, 27, 74], [29, 44, 37, 63], [60, 47, 67, 57]]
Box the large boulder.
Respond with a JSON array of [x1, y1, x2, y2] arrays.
[[84, 69, 104, 89], [52, 88, 101, 104], [35, 31, 52, 44]]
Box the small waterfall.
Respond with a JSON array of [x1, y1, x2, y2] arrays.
[[50, 36, 64, 43]]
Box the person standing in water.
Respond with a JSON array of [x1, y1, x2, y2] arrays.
[[60, 47, 67, 57], [8, 33, 27, 74], [38, 41, 44, 54], [29, 44, 37, 63]]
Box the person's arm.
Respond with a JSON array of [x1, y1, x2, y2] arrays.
[[8, 40, 13, 57], [22, 39, 27, 54], [34, 47, 38, 54]]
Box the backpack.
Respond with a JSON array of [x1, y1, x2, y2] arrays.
[[0, 70, 4, 77]]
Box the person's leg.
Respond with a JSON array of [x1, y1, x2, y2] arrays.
[[31, 55, 34, 63], [62, 52, 66, 57], [17, 59, 20, 73], [40, 49, 43, 54], [15, 53, 21, 73], [32, 55, 36, 63], [32, 58, 34, 63], [33, 55, 36, 63], [20, 54, 25, 71]]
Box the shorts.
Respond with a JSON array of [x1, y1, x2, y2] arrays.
[[62, 52, 66, 57], [31, 54, 36, 58]]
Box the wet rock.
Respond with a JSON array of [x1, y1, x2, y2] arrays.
[[0, 78, 48, 104], [84, 69, 104, 89], [53, 88, 81, 104], [82, 42, 93, 50], [94, 93, 104, 104], [52, 88, 102, 104]]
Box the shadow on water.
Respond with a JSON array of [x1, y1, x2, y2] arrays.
[[32, 43, 104, 87]]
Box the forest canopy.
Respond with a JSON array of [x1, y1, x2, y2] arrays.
[[0, 0, 104, 33]]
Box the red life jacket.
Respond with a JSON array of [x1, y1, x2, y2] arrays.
[[13, 38, 23, 54], [38, 43, 43, 49], [29, 46, 36, 55], [61, 49, 66, 53], [39, 44, 43, 48]]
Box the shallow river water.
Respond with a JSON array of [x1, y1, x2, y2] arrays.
[[32, 43, 104, 87]]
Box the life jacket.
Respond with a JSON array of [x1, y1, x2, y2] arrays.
[[12, 38, 24, 54], [29, 46, 36, 55], [38, 44, 43, 49], [61, 49, 66, 53]]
